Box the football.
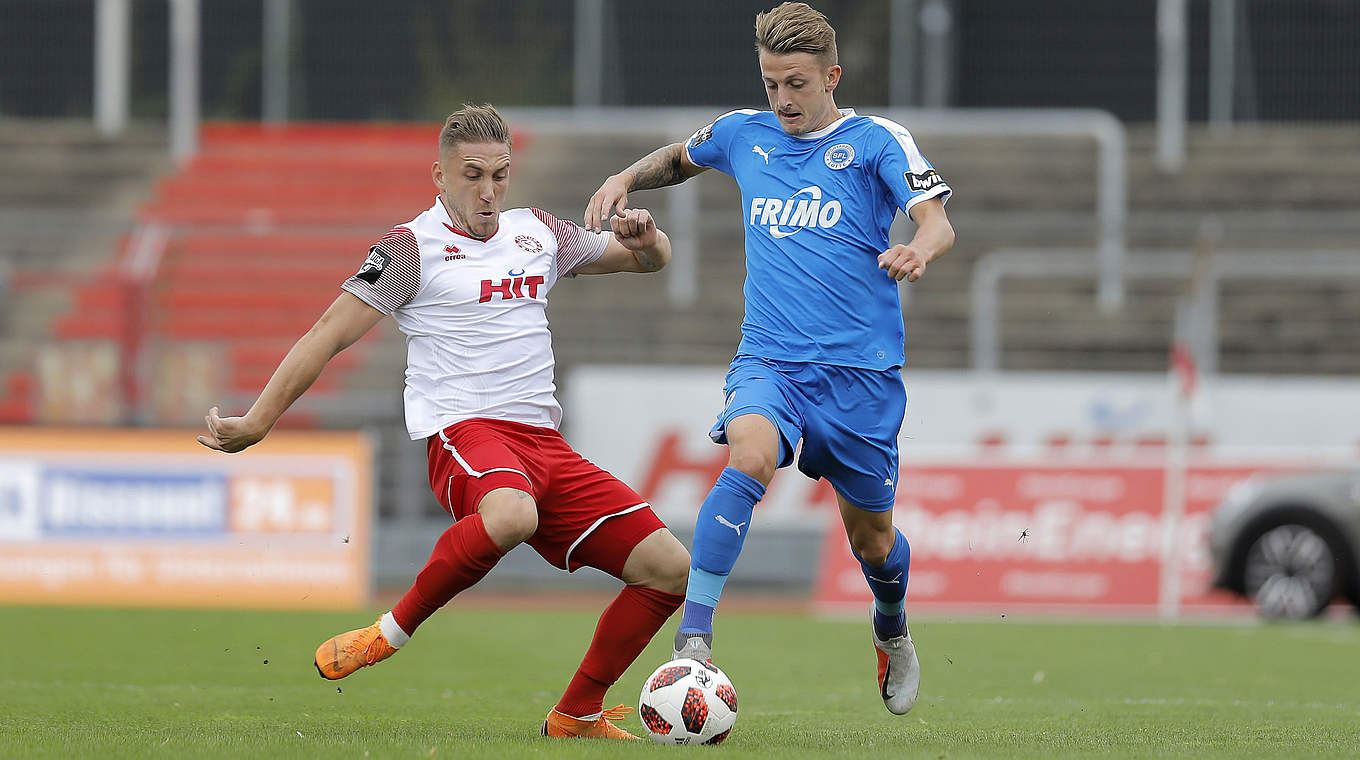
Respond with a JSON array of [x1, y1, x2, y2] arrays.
[[637, 658, 738, 745]]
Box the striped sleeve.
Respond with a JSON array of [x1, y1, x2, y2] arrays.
[[867, 116, 952, 214], [341, 226, 421, 314], [531, 207, 609, 277]]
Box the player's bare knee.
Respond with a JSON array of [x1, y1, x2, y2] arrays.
[[850, 530, 894, 567], [478, 488, 538, 548], [653, 534, 690, 595], [854, 544, 891, 568], [625, 529, 690, 594], [727, 448, 776, 486]]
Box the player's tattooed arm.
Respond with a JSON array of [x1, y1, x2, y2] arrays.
[[630, 246, 666, 272], [623, 143, 695, 191], [585, 143, 705, 232]]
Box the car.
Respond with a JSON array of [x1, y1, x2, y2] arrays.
[[1208, 470, 1360, 619]]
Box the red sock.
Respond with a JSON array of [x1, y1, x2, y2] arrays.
[[555, 585, 684, 718], [390, 513, 505, 636]]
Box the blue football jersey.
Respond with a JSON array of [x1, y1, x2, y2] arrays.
[[685, 108, 951, 370]]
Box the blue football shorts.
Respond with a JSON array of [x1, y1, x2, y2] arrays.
[[708, 354, 907, 511]]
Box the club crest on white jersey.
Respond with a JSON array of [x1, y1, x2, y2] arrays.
[[748, 185, 843, 239]]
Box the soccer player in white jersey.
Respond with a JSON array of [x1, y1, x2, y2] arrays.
[[584, 3, 956, 716], [197, 104, 688, 741]]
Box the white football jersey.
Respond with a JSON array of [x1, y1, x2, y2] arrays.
[[342, 197, 610, 439]]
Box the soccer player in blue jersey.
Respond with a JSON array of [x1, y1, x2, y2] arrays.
[[584, 2, 954, 715]]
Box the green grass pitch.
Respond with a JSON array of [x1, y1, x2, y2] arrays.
[[2, 603, 1359, 759]]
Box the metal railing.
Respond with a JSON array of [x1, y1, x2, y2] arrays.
[[970, 247, 1360, 374], [501, 106, 1128, 311]]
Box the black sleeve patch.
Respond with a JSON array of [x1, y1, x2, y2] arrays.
[[686, 122, 715, 149], [355, 246, 391, 283], [906, 170, 944, 193]]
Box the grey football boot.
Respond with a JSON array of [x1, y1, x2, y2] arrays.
[[871, 606, 920, 714], [671, 630, 713, 664]]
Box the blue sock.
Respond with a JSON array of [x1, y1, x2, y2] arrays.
[[857, 528, 911, 639], [677, 467, 766, 635]]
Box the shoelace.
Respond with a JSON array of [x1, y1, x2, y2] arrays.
[[342, 627, 384, 664], [599, 705, 634, 722]]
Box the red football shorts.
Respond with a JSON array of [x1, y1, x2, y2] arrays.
[[426, 418, 666, 577]]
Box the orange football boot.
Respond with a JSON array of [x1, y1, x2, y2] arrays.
[[314, 619, 398, 680], [541, 705, 642, 740]]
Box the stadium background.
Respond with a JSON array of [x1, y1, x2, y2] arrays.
[[2, 0, 1359, 610]]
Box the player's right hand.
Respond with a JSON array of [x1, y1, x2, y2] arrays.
[[584, 173, 631, 233], [196, 406, 265, 454]]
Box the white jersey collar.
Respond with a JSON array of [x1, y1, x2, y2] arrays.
[[790, 108, 857, 141], [434, 195, 500, 242]]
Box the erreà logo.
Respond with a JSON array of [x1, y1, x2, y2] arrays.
[[749, 185, 842, 239]]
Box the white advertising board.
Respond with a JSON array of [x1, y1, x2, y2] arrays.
[[565, 367, 1360, 529]]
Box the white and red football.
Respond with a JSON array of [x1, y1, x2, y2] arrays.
[[638, 658, 738, 745]]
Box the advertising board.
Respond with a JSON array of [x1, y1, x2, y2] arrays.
[[566, 368, 1360, 614], [0, 428, 372, 609]]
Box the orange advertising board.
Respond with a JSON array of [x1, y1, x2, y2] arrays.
[[0, 427, 372, 609]]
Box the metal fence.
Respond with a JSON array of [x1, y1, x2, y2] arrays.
[[3, 0, 1358, 122]]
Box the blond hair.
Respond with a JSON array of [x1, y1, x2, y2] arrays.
[[754, 2, 838, 66], [439, 104, 512, 154]]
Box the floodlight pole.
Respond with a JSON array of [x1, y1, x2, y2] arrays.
[[573, 0, 605, 107], [1208, 0, 1237, 129], [262, 0, 292, 124], [169, 0, 201, 162], [95, 0, 131, 137], [918, 0, 955, 108], [889, 0, 919, 107], [1157, 0, 1188, 172]]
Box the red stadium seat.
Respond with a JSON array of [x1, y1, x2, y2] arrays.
[[0, 372, 35, 423], [42, 122, 490, 423]]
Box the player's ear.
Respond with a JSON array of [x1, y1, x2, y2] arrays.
[[431, 159, 445, 191], [824, 64, 842, 92]]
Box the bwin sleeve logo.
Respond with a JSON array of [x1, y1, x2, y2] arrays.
[[905, 170, 944, 193], [355, 247, 391, 284]]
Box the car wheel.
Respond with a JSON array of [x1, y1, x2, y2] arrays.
[[1242, 524, 1336, 619]]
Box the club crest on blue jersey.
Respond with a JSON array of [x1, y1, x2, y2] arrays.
[[824, 143, 855, 169]]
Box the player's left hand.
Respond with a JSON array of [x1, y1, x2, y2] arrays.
[[878, 244, 928, 282], [609, 208, 658, 251], [196, 406, 266, 453]]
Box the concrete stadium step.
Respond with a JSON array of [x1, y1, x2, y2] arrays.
[[0, 121, 167, 211], [0, 120, 168, 423]]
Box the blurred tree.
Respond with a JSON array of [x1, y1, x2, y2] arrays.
[[411, 0, 573, 117]]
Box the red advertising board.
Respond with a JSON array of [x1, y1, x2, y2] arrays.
[[812, 461, 1280, 616]]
